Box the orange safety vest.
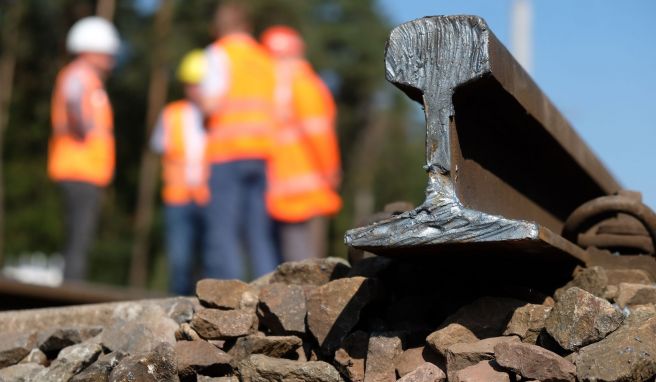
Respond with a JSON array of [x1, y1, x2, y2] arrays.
[[206, 34, 276, 163], [159, 100, 210, 205], [49, 59, 115, 186], [267, 60, 342, 222]]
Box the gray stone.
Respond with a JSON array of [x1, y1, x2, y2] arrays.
[[494, 341, 575, 382], [37, 326, 102, 355], [545, 287, 624, 351], [19, 348, 47, 366], [197, 377, 239, 382], [363, 333, 402, 382], [34, 342, 102, 382], [270, 257, 350, 286], [196, 279, 253, 310], [615, 282, 656, 308], [397, 362, 446, 382], [441, 297, 526, 338], [333, 331, 368, 382], [426, 323, 478, 357], [0, 363, 44, 382], [0, 332, 36, 368], [175, 340, 232, 379], [257, 283, 307, 335], [166, 297, 196, 324], [306, 277, 377, 354], [445, 336, 519, 381], [554, 266, 608, 300], [237, 354, 344, 382], [109, 342, 177, 382], [576, 316, 656, 382], [228, 335, 302, 361], [191, 308, 254, 340], [503, 304, 552, 344], [101, 304, 178, 354], [70, 351, 126, 382], [452, 361, 509, 382]]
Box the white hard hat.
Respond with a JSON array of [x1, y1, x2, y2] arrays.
[[66, 17, 120, 55]]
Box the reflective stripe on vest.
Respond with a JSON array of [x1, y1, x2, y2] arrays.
[[48, 59, 115, 186], [161, 100, 210, 205], [206, 35, 276, 163]]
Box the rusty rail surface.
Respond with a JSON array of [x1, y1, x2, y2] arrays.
[[345, 16, 623, 265]]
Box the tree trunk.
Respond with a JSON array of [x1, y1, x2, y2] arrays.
[[96, 0, 116, 21], [129, 0, 173, 287], [0, 1, 24, 267]]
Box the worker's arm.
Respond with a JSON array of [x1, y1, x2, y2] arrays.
[[149, 113, 166, 154], [295, 75, 342, 189], [200, 45, 230, 115], [63, 74, 94, 140]]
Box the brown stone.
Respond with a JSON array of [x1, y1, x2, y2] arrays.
[[554, 266, 608, 300], [445, 336, 519, 380], [397, 362, 446, 382], [270, 257, 351, 286], [441, 297, 526, 338], [626, 303, 656, 325], [175, 340, 232, 379], [306, 276, 378, 354], [452, 361, 509, 382], [545, 287, 624, 351], [257, 283, 307, 335], [503, 304, 552, 344], [196, 279, 253, 310], [198, 377, 239, 382], [191, 308, 254, 339], [615, 282, 656, 308], [334, 331, 368, 382], [109, 342, 177, 382], [34, 342, 103, 382], [228, 334, 302, 361], [363, 333, 402, 382], [175, 322, 201, 341], [395, 346, 442, 378], [0, 332, 36, 368], [426, 323, 478, 357], [70, 351, 126, 382], [494, 341, 575, 382], [606, 268, 653, 286], [576, 316, 656, 382], [237, 354, 344, 382]]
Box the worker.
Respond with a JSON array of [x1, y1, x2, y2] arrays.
[[49, 17, 120, 281], [200, 2, 279, 279], [260, 26, 342, 261], [150, 50, 209, 295]]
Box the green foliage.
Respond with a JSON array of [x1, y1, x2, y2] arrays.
[[1, 0, 427, 286]]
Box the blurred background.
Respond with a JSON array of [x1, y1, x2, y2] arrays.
[[0, 0, 653, 292]]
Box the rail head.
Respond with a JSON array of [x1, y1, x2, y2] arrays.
[[345, 15, 623, 264]]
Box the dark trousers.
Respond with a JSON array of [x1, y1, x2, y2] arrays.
[[204, 160, 279, 280], [165, 202, 204, 295], [58, 181, 101, 281]]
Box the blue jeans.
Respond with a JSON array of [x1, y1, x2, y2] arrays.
[[165, 202, 204, 295], [204, 160, 279, 280]]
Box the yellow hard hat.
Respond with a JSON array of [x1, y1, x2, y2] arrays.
[[177, 50, 207, 84]]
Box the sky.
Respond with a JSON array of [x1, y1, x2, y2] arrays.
[[377, 0, 656, 208]]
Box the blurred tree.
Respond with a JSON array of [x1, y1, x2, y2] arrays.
[[1, 0, 426, 287], [0, 0, 24, 266]]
